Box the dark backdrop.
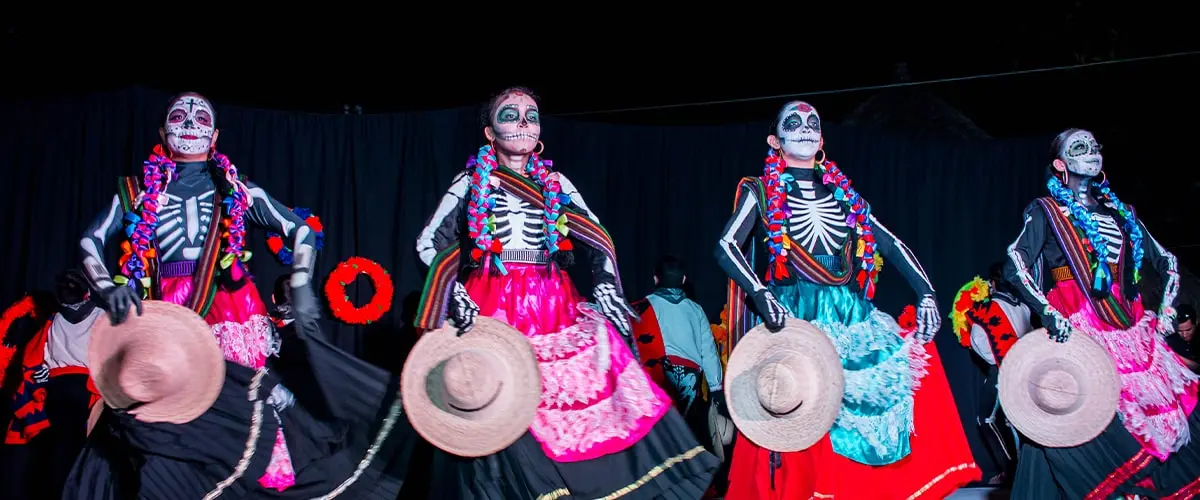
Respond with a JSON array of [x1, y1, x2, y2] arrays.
[[1, 86, 1062, 480]]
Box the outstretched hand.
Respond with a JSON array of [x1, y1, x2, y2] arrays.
[[914, 295, 940, 344]]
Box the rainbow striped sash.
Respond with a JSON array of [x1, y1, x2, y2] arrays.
[[117, 176, 224, 317], [1035, 197, 1135, 329], [414, 167, 625, 330]]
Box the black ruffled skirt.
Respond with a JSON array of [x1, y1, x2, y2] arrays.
[[1012, 418, 1157, 499], [429, 408, 718, 500], [1148, 407, 1200, 497], [64, 328, 416, 499]]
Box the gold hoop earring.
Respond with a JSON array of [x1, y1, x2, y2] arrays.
[[814, 149, 826, 164], [534, 141, 545, 155]]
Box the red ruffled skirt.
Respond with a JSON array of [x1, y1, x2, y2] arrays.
[[726, 344, 980, 499]]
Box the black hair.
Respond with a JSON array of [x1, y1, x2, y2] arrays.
[[1046, 127, 1086, 180], [54, 269, 89, 305], [986, 261, 1017, 296], [480, 86, 540, 130], [654, 255, 686, 289], [1180, 304, 1196, 324]]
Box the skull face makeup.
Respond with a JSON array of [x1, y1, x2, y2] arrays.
[[163, 94, 216, 157], [487, 92, 541, 155], [1056, 129, 1103, 177], [775, 101, 822, 160]]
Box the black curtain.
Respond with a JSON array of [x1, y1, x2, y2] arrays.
[[1, 86, 1054, 480]]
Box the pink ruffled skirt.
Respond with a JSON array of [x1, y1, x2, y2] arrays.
[[161, 274, 295, 490], [464, 263, 671, 462], [1048, 278, 1199, 461]]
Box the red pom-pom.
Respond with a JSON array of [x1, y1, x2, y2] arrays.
[[470, 248, 484, 261], [559, 239, 574, 251], [898, 305, 918, 330], [490, 240, 503, 253], [305, 216, 324, 232], [266, 236, 284, 254]]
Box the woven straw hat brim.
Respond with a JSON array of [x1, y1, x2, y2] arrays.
[[999, 328, 1120, 448], [401, 316, 541, 458], [88, 301, 225, 425], [725, 320, 844, 452]]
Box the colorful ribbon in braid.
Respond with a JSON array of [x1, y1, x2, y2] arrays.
[[212, 152, 253, 274], [816, 158, 880, 300], [1093, 177, 1144, 282], [524, 152, 571, 258], [762, 149, 793, 280], [1048, 175, 1114, 291], [118, 145, 177, 293]]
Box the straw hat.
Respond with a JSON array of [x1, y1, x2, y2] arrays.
[[401, 316, 541, 457], [86, 402, 103, 436], [998, 328, 1121, 447], [724, 320, 844, 452], [88, 300, 225, 424], [708, 402, 734, 461]]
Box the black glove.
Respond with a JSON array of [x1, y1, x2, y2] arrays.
[[290, 282, 322, 339], [1046, 313, 1072, 343], [98, 285, 143, 326], [710, 389, 730, 419], [449, 282, 480, 336], [594, 282, 637, 338], [751, 289, 787, 332]]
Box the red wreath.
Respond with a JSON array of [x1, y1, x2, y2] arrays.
[[324, 257, 394, 324]]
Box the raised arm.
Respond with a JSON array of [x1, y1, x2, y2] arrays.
[[1137, 219, 1182, 329], [868, 215, 934, 297], [244, 183, 317, 288], [415, 171, 469, 268], [1004, 204, 1070, 341], [714, 185, 766, 295], [79, 195, 124, 291]]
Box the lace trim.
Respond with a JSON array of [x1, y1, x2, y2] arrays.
[[210, 314, 275, 369], [1072, 311, 1198, 458]]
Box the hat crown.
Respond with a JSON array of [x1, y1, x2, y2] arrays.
[[442, 350, 501, 412], [116, 336, 190, 405], [757, 359, 803, 415]]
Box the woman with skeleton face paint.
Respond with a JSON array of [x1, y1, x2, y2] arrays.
[[1003, 128, 1200, 498], [714, 101, 980, 499], [414, 87, 718, 499], [71, 92, 415, 498]]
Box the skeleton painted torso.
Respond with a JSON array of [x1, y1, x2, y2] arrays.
[[493, 189, 546, 250], [785, 176, 850, 256], [1058, 206, 1124, 264], [156, 162, 217, 262]]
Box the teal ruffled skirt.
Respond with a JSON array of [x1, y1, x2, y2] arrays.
[[770, 280, 928, 466]]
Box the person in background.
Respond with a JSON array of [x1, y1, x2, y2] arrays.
[[1165, 304, 1197, 371], [631, 256, 728, 436], [631, 255, 730, 498], [949, 262, 1034, 486]]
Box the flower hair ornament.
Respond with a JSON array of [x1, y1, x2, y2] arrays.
[[762, 148, 882, 299], [463, 144, 572, 275], [117, 145, 254, 295]]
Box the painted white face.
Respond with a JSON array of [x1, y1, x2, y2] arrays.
[[164, 95, 216, 156], [490, 92, 540, 155], [1059, 129, 1103, 177], [776, 101, 822, 160]]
